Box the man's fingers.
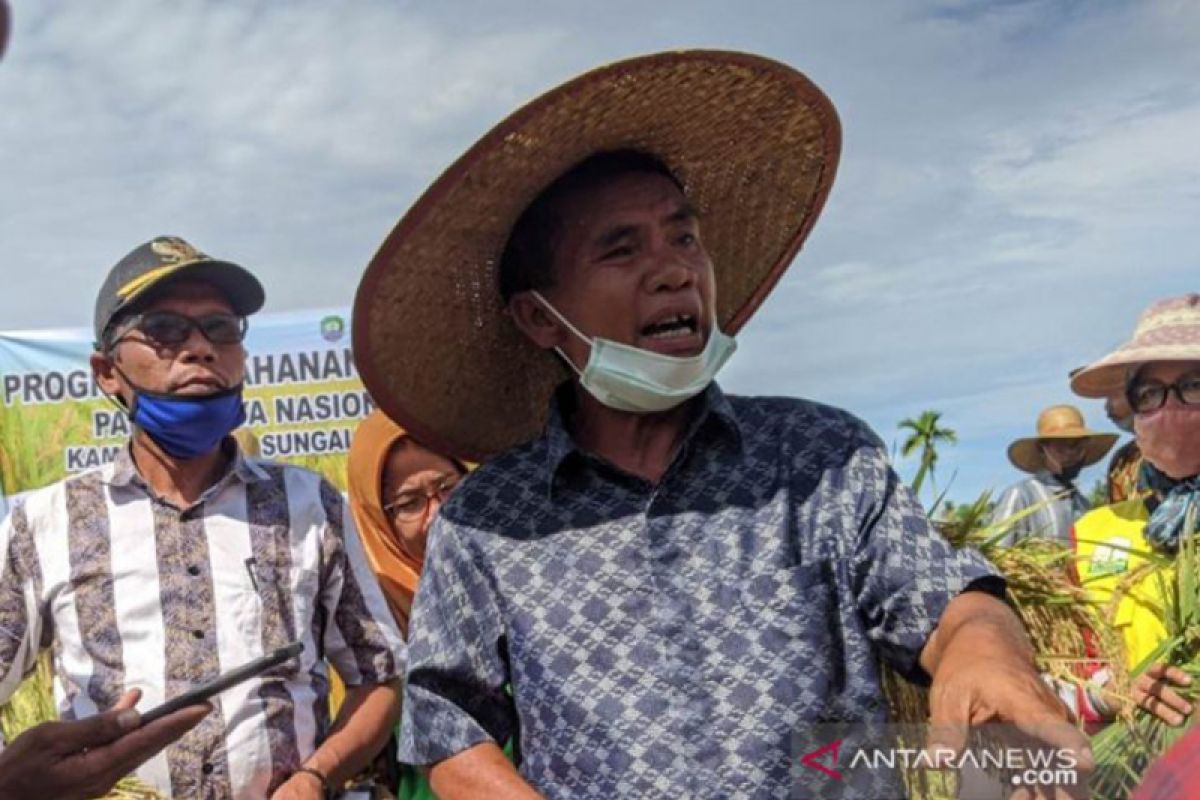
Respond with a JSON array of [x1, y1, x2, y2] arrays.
[[112, 688, 143, 712], [50, 703, 142, 755], [1010, 711, 1094, 772], [925, 689, 971, 764], [1145, 663, 1192, 686], [80, 702, 212, 784], [1154, 686, 1193, 717], [1162, 665, 1193, 687], [1142, 694, 1188, 727], [1137, 673, 1194, 718]]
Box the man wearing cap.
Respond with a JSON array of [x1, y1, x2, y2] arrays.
[[1070, 294, 1200, 732], [992, 405, 1117, 547], [355, 53, 1090, 798], [0, 236, 406, 799]]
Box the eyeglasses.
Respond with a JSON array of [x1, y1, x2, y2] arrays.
[[383, 475, 461, 521], [111, 310, 248, 349], [1126, 372, 1200, 413]]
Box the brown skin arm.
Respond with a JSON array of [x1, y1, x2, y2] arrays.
[[920, 591, 1093, 798], [428, 742, 544, 800], [270, 680, 402, 800], [0, 689, 210, 800]]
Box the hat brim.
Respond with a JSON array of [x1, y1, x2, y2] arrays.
[[352, 50, 841, 461], [114, 259, 266, 323], [1072, 349, 1200, 398], [1007, 432, 1119, 474]]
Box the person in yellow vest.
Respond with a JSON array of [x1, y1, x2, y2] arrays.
[[1070, 293, 1200, 726]]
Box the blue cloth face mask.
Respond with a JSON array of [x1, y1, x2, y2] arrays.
[[532, 291, 737, 414], [112, 369, 247, 460]]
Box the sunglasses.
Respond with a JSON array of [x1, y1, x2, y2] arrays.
[[110, 310, 248, 349], [1126, 371, 1200, 414]]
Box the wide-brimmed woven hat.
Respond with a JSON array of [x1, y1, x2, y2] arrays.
[[353, 50, 841, 461], [1071, 293, 1200, 398], [1008, 405, 1118, 474]]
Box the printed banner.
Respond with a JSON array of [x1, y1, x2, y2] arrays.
[[0, 307, 370, 514]]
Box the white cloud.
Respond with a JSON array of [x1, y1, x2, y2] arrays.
[[0, 0, 1196, 501]]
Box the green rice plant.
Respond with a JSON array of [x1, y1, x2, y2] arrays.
[[1089, 504, 1200, 800]]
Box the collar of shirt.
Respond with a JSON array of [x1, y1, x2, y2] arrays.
[[1034, 469, 1080, 494], [540, 381, 744, 498], [105, 435, 271, 499]]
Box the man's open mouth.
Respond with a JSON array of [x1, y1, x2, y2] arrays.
[[641, 314, 698, 341]]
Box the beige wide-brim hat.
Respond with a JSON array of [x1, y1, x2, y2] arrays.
[[1071, 293, 1200, 398], [1007, 404, 1118, 474], [352, 50, 841, 461]]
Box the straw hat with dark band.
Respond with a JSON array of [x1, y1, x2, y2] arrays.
[[1007, 405, 1118, 474], [353, 50, 841, 461]]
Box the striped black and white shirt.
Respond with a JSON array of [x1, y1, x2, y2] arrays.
[[991, 470, 1091, 547], [0, 442, 406, 799]]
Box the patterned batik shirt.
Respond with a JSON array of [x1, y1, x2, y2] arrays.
[[0, 442, 406, 799], [399, 384, 1002, 799], [1107, 439, 1145, 505]]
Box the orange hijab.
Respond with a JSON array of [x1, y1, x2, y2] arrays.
[[347, 410, 423, 635]]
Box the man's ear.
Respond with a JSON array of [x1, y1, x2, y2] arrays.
[[508, 292, 567, 351], [90, 351, 126, 403]]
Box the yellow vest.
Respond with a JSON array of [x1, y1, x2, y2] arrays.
[[1073, 499, 1168, 670]]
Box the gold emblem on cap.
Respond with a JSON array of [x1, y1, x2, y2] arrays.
[[117, 237, 211, 299], [150, 236, 209, 265]]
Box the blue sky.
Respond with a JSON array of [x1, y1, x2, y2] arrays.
[[1, 0, 1197, 504]]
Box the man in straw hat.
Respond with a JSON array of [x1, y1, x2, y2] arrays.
[[993, 405, 1116, 547], [354, 51, 1090, 798], [1070, 294, 1200, 730]]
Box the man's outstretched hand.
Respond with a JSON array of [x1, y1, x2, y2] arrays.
[[0, 688, 211, 800], [921, 591, 1094, 800]]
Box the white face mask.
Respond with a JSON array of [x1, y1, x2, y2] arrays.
[[532, 291, 737, 414]]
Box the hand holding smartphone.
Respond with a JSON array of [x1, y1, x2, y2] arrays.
[[140, 642, 303, 726]]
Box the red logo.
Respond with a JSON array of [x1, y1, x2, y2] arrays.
[[800, 739, 844, 780]]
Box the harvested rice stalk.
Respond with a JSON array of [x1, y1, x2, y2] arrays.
[[883, 492, 1125, 800]]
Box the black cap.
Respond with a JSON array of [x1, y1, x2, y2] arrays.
[[93, 236, 265, 348]]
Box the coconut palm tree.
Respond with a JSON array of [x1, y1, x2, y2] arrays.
[[897, 410, 957, 498]]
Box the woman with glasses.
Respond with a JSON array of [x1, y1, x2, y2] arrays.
[[345, 410, 467, 800], [1068, 294, 1200, 728], [347, 410, 466, 634]]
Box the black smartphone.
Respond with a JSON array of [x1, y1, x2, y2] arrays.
[[139, 641, 303, 726]]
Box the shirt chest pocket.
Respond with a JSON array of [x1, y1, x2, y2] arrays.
[[208, 562, 267, 643], [736, 560, 840, 641]]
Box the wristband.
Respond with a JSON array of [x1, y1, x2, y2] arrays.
[[294, 765, 330, 797]]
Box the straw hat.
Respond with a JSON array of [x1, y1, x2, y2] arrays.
[[1007, 405, 1118, 474], [1071, 293, 1200, 398], [352, 50, 841, 461]]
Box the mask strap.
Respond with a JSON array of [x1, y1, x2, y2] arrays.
[[530, 291, 595, 377], [530, 291, 593, 347], [553, 346, 584, 378], [91, 360, 136, 416]]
